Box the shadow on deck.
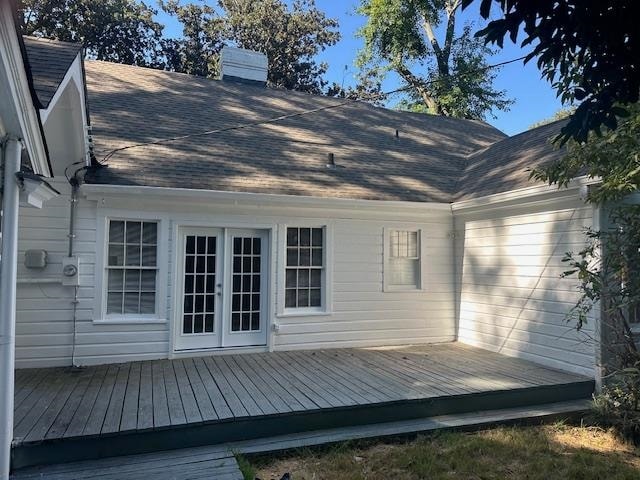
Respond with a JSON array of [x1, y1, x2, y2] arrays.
[[11, 343, 594, 469]]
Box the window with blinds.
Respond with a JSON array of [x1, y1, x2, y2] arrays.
[[106, 220, 158, 316], [387, 229, 421, 289], [285, 227, 324, 309]]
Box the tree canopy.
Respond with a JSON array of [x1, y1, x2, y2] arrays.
[[356, 0, 512, 119], [462, 0, 640, 142], [21, 0, 165, 67], [159, 0, 340, 94], [20, 0, 340, 94]]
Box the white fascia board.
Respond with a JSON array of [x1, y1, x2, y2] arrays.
[[0, 5, 50, 176], [82, 183, 452, 216], [451, 176, 601, 213]]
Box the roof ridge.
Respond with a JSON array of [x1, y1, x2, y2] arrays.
[[84, 59, 506, 134], [23, 35, 82, 48]]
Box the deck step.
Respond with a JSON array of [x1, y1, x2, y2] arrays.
[[10, 399, 590, 479], [11, 445, 243, 480], [230, 399, 593, 455]]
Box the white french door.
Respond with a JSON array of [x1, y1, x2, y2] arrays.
[[174, 227, 269, 351]]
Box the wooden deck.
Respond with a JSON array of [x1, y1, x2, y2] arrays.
[[11, 343, 594, 470]]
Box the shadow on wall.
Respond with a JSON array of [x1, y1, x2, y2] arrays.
[[453, 198, 598, 376]]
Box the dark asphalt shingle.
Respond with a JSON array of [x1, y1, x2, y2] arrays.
[[456, 120, 568, 201], [82, 60, 507, 203], [23, 36, 82, 109]]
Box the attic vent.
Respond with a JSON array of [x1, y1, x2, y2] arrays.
[[326, 152, 336, 168], [220, 46, 268, 86]]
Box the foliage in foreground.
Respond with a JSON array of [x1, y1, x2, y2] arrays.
[[249, 424, 640, 480], [463, 0, 640, 143]]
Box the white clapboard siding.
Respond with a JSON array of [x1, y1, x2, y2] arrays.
[[15, 183, 456, 367], [15, 179, 169, 368], [455, 200, 597, 376], [274, 215, 456, 350]]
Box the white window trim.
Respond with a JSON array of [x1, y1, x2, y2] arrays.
[[276, 222, 333, 317], [94, 211, 168, 324], [383, 227, 427, 292]]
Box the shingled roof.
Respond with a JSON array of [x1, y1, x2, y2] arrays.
[[22, 36, 82, 109], [78, 58, 564, 203], [456, 120, 567, 201], [83, 60, 508, 203]]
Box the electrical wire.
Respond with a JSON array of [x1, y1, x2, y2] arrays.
[[100, 55, 528, 164]]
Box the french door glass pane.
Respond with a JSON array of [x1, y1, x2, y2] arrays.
[[231, 236, 261, 332], [183, 234, 216, 334]]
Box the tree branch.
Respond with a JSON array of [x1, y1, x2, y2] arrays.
[[442, 0, 461, 69], [395, 62, 443, 114]]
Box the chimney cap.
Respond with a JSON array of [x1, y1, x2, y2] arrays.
[[220, 46, 268, 86]]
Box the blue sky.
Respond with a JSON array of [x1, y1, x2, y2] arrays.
[[157, 1, 564, 136]]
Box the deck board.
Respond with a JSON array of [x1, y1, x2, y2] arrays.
[[12, 343, 593, 470]]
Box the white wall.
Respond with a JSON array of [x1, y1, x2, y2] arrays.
[[15, 185, 456, 367], [454, 198, 597, 377]]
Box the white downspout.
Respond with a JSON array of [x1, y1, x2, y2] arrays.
[[0, 137, 22, 480]]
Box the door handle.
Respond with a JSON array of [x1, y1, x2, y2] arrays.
[[215, 283, 222, 296]]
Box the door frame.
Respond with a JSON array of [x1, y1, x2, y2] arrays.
[[170, 222, 275, 355], [220, 228, 270, 348]]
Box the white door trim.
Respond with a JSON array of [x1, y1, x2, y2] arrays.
[[172, 225, 272, 353]]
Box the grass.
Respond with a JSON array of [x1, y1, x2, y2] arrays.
[[244, 423, 640, 480]]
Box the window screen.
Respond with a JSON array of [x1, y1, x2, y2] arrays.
[[285, 227, 324, 308], [106, 220, 158, 315]]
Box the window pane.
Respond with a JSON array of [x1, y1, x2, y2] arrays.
[[186, 236, 196, 254], [140, 293, 155, 314], [299, 248, 310, 266], [142, 245, 157, 266], [300, 228, 311, 246], [124, 292, 139, 314], [408, 231, 418, 257], [285, 289, 297, 308], [390, 258, 419, 286], [310, 269, 321, 287], [108, 244, 124, 266], [124, 270, 140, 291], [125, 244, 141, 266], [312, 228, 323, 247], [109, 221, 125, 243], [286, 248, 298, 266], [107, 291, 123, 314], [142, 222, 157, 244], [126, 221, 141, 244], [298, 289, 309, 307], [286, 269, 297, 288], [310, 289, 321, 307], [287, 228, 299, 247], [140, 270, 156, 291], [108, 270, 124, 291], [311, 248, 323, 266], [298, 269, 310, 287]]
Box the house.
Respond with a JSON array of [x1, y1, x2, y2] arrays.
[[4, 35, 612, 472], [14, 41, 601, 376]]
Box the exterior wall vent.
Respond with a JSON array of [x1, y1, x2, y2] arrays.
[[220, 47, 268, 86]]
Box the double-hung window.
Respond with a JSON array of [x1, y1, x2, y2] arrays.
[[385, 229, 423, 291], [106, 220, 158, 316], [285, 227, 324, 310]]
